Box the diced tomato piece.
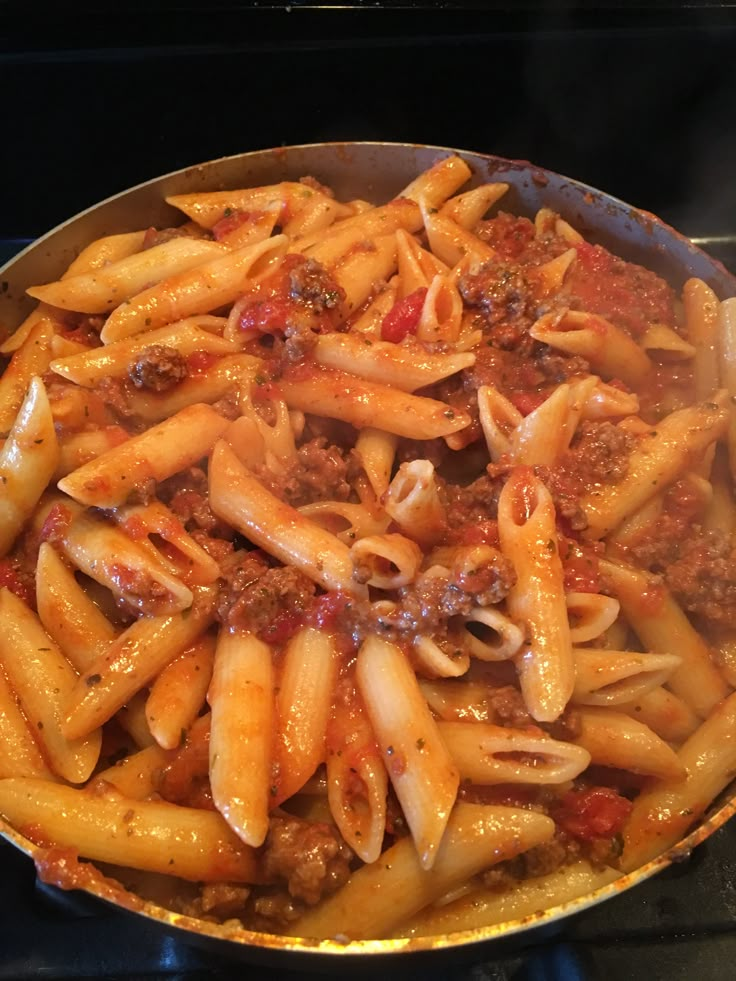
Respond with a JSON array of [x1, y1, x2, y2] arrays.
[[381, 288, 427, 342], [508, 390, 548, 416], [0, 558, 34, 607], [186, 351, 219, 374], [237, 297, 295, 335], [38, 503, 73, 545], [212, 210, 254, 241], [554, 786, 633, 841]]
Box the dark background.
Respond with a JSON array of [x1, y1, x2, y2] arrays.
[[2, 2, 736, 978]]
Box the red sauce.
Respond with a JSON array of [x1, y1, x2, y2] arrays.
[[508, 389, 548, 416], [562, 541, 602, 593], [566, 242, 676, 338], [0, 557, 35, 606], [212, 209, 261, 240], [479, 213, 536, 261], [38, 502, 73, 545], [186, 350, 220, 374], [381, 287, 427, 343], [554, 786, 633, 841]]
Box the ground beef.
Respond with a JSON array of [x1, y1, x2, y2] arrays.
[[250, 891, 304, 928], [216, 550, 316, 633], [261, 815, 353, 906], [474, 212, 568, 266], [534, 347, 590, 384], [61, 315, 106, 347], [663, 531, 736, 626], [95, 376, 137, 420], [458, 260, 533, 343], [543, 422, 636, 531], [289, 258, 345, 315], [128, 344, 188, 392], [487, 686, 534, 727], [443, 474, 503, 527], [157, 718, 213, 811], [258, 438, 354, 506], [390, 556, 516, 637], [482, 832, 581, 888], [162, 468, 234, 540]]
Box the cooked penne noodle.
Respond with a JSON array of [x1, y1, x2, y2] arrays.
[[530, 309, 653, 386], [424, 210, 496, 267], [416, 275, 463, 344], [209, 630, 273, 847], [509, 384, 575, 466], [166, 181, 323, 229], [351, 533, 422, 589], [0, 589, 101, 783], [356, 636, 460, 870], [123, 353, 260, 423], [302, 202, 422, 264], [618, 687, 700, 744], [0, 668, 54, 780], [61, 230, 148, 279], [395, 228, 449, 296], [413, 636, 470, 678], [0, 318, 57, 433], [399, 154, 473, 209], [456, 607, 525, 662], [145, 634, 215, 750], [330, 233, 398, 315], [113, 500, 220, 586], [581, 400, 728, 539], [326, 677, 388, 864], [439, 182, 509, 229], [383, 460, 447, 546], [438, 721, 591, 785], [278, 365, 471, 439], [532, 248, 577, 295], [572, 706, 686, 781], [100, 236, 287, 343], [58, 403, 230, 508], [288, 804, 554, 940], [0, 377, 59, 556], [297, 500, 390, 545], [312, 333, 473, 393], [498, 468, 574, 722], [578, 377, 640, 420], [50, 319, 236, 387], [622, 691, 736, 871], [55, 427, 130, 479], [684, 278, 720, 399], [601, 559, 729, 718], [63, 585, 216, 741], [477, 384, 523, 461], [348, 279, 398, 336], [566, 592, 621, 643], [272, 627, 338, 806], [353, 427, 397, 498], [572, 648, 681, 706], [55, 501, 194, 615], [209, 440, 363, 595], [28, 239, 225, 314], [397, 861, 619, 938], [35, 542, 117, 673], [92, 742, 170, 800], [0, 777, 262, 882], [641, 323, 696, 361]]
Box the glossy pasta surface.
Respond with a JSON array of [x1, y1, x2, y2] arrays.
[[0, 155, 735, 943]]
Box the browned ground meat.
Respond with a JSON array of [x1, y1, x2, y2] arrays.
[[534, 348, 590, 384], [663, 532, 736, 625], [157, 717, 214, 811], [458, 260, 535, 351], [543, 422, 637, 531], [217, 549, 316, 633], [162, 468, 234, 540], [487, 686, 534, 727], [128, 344, 188, 392], [443, 474, 503, 527], [289, 258, 345, 314], [95, 377, 137, 420], [261, 815, 353, 906], [258, 438, 354, 506]]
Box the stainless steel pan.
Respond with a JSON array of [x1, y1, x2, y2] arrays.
[[1, 142, 735, 967]]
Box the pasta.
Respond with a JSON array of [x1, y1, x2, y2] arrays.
[[0, 156, 734, 946]]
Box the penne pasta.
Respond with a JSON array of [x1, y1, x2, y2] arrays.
[[356, 636, 459, 870], [145, 634, 215, 751], [572, 706, 686, 781]]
